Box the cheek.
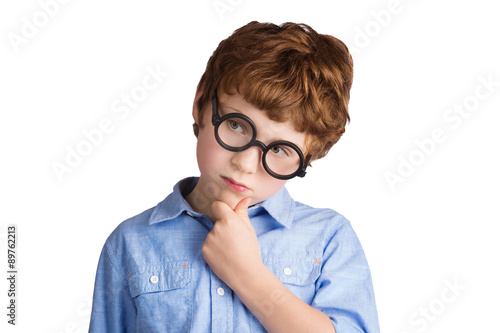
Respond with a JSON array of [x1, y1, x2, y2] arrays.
[[268, 179, 286, 192], [196, 129, 227, 174], [197, 141, 214, 172], [255, 176, 287, 198]]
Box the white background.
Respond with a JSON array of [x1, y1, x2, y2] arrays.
[[1, 0, 499, 332]]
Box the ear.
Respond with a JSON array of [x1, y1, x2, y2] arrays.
[[192, 84, 204, 124]]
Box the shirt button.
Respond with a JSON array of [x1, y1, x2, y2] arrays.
[[217, 287, 225, 296], [150, 275, 159, 283], [283, 267, 292, 275], [186, 211, 193, 217]]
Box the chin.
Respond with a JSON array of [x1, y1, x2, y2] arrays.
[[219, 192, 244, 208]]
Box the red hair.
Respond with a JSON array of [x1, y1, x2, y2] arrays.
[[195, 21, 353, 162]]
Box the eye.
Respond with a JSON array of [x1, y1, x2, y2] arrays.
[[228, 120, 245, 133], [270, 145, 289, 156]]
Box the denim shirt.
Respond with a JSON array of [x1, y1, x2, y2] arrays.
[[89, 177, 379, 332]]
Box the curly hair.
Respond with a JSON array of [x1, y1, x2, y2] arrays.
[[195, 21, 353, 162]]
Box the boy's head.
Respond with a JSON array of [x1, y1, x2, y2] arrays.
[[194, 21, 353, 163]]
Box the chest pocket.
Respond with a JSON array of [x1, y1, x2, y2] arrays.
[[128, 261, 192, 333], [264, 256, 321, 286], [249, 255, 321, 332]]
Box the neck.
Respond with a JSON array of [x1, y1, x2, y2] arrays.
[[185, 178, 217, 222]]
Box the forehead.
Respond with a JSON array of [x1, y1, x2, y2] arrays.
[[217, 92, 307, 151]]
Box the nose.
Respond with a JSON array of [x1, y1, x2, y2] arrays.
[[231, 146, 261, 174]]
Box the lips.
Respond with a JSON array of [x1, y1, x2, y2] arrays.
[[222, 176, 250, 193]]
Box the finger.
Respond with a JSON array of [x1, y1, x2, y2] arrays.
[[211, 200, 233, 221], [234, 197, 253, 229], [234, 197, 252, 219]]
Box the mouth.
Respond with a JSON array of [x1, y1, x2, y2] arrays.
[[221, 176, 250, 193]]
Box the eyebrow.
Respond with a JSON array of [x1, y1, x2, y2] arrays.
[[219, 104, 243, 115]]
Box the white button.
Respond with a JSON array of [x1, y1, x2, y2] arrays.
[[150, 275, 159, 283], [217, 287, 225, 296], [186, 211, 193, 217], [283, 267, 292, 275]]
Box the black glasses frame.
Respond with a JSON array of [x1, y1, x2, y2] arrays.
[[211, 89, 310, 180]]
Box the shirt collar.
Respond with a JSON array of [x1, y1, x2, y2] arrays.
[[148, 177, 198, 224], [249, 184, 295, 229], [148, 177, 295, 228]]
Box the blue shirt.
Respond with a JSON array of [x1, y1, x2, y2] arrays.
[[89, 177, 379, 332]]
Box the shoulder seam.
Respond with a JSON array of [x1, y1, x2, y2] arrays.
[[104, 241, 133, 297]]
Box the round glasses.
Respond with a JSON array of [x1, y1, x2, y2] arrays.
[[211, 90, 310, 180]]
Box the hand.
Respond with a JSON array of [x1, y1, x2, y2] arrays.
[[202, 197, 263, 289]]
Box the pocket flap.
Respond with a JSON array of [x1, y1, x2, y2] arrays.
[[128, 261, 191, 298], [263, 256, 320, 286]]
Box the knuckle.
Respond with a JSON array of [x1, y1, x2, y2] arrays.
[[201, 241, 209, 254], [211, 200, 222, 210]]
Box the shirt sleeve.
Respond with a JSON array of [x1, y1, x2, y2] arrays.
[[89, 242, 137, 332], [311, 218, 380, 333]]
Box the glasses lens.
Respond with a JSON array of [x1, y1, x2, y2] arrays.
[[264, 143, 301, 177], [218, 117, 254, 149], [216, 117, 303, 178]]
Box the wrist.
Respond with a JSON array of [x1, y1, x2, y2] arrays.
[[228, 260, 269, 296]]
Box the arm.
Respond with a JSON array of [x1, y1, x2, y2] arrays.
[[310, 219, 380, 332], [89, 242, 137, 332], [232, 261, 335, 333], [202, 198, 335, 333]]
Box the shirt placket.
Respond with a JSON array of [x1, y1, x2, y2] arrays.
[[210, 270, 233, 332]]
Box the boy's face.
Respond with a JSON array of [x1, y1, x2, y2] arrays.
[[191, 90, 308, 212]]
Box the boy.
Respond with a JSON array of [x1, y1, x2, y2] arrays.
[[89, 21, 379, 332]]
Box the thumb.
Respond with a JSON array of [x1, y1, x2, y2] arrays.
[[234, 197, 252, 225]]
